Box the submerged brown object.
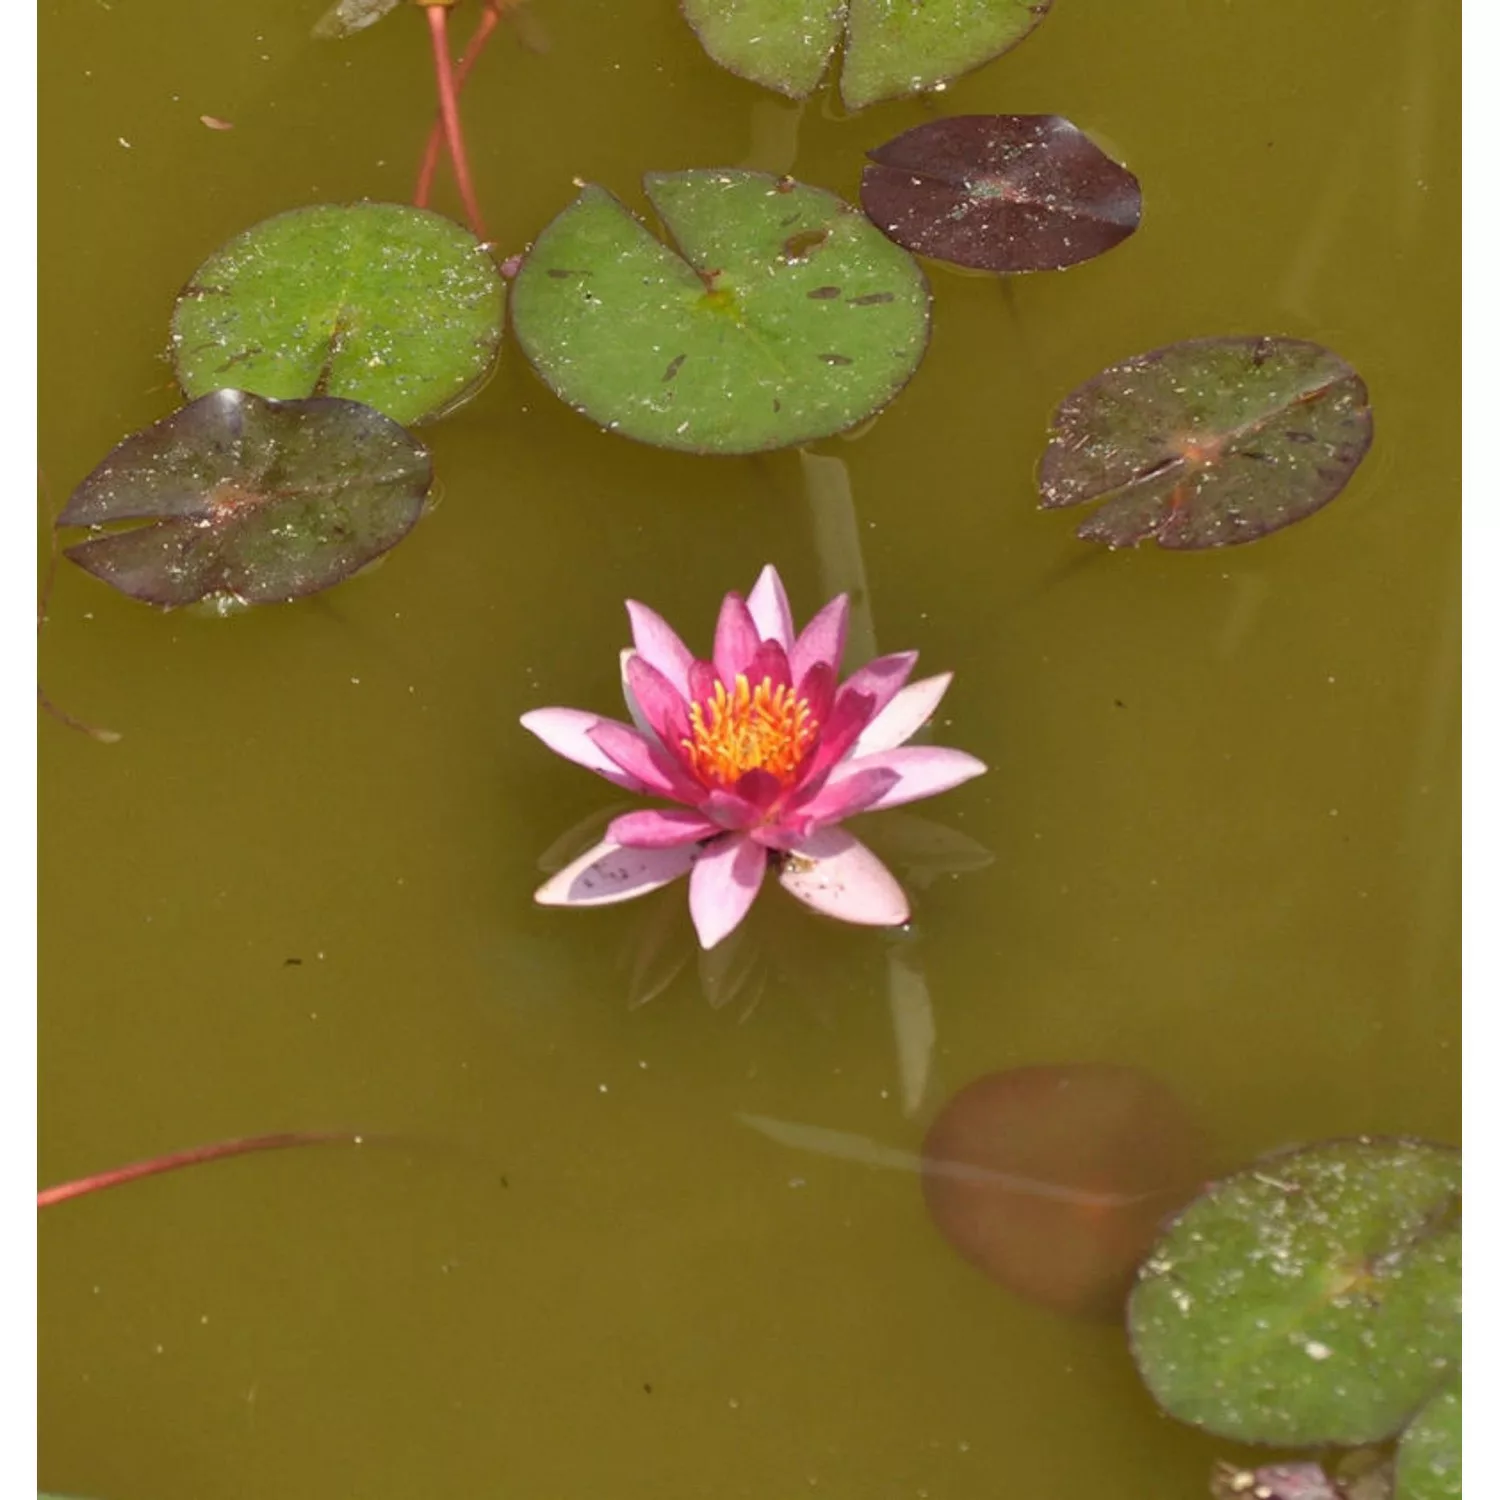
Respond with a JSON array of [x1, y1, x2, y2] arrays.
[[921, 1064, 1205, 1316]]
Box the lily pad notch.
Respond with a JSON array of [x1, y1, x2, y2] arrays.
[[511, 170, 930, 454], [680, 0, 1054, 110]]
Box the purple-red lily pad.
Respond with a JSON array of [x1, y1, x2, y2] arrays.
[[921, 1064, 1206, 1317], [57, 389, 432, 608], [1038, 336, 1374, 549], [861, 116, 1142, 273]]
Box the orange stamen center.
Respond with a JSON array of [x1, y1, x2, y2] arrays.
[[683, 674, 817, 789]]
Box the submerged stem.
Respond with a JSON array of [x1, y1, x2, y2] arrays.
[[38, 1131, 365, 1207], [415, 0, 500, 215], [418, 3, 488, 239]]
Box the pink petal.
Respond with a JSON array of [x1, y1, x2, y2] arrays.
[[830, 746, 988, 812], [700, 789, 760, 830], [787, 765, 901, 830], [713, 593, 760, 683], [626, 601, 695, 696], [520, 708, 649, 793], [608, 808, 720, 848], [534, 839, 695, 908], [618, 650, 653, 738], [797, 659, 836, 726], [837, 651, 918, 722], [688, 658, 720, 706], [688, 833, 768, 948], [796, 686, 878, 786], [790, 594, 849, 683], [852, 673, 953, 756], [745, 637, 792, 691], [746, 565, 794, 647], [778, 828, 910, 927], [588, 720, 702, 802], [624, 654, 691, 748]]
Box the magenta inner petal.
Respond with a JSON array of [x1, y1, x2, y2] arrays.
[[625, 654, 692, 747], [688, 658, 721, 706], [796, 659, 837, 726], [588, 720, 702, 802], [797, 687, 877, 786], [733, 767, 784, 811], [745, 637, 792, 692], [790, 594, 849, 683], [713, 592, 760, 684]]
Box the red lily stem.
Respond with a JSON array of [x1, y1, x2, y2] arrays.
[[420, 3, 488, 240], [38, 1131, 364, 1208], [415, 0, 501, 215]]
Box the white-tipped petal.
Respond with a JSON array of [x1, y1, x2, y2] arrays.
[[520, 708, 649, 792], [534, 839, 695, 908], [851, 673, 952, 756], [618, 649, 658, 742], [779, 828, 910, 927], [746, 565, 794, 647], [688, 833, 768, 949]]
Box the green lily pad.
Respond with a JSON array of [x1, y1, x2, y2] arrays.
[[57, 389, 432, 608], [510, 171, 929, 454], [1128, 1138, 1460, 1447], [1397, 1382, 1461, 1500], [1038, 336, 1374, 549], [171, 203, 504, 428], [680, 0, 1052, 110]]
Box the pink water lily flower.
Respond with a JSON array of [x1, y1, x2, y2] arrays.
[[521, 565, 987, 949]]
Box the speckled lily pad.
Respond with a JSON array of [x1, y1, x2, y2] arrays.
[[1127, 1138, 1460, 1446], [1396, 1381, 1461, 1500], [171, 203, 503, 427]]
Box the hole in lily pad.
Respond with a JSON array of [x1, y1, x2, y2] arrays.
[[1127, 1137, 1460, 1447], [1037, 335, 1374, 549], [1396, 1381, 1461, 1500], [921, 1064, 1206, 1317], [681, 0, 1052, 110], [511, 170, 929, 454], [862, 115, 1142, 273], [171, 202, 504, 428], [57, 389, 432, 609]]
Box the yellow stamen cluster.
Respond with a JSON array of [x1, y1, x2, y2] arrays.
[[683, 674, 817, 789]]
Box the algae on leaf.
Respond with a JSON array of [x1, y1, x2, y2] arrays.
[[172, 203, 504, 428]]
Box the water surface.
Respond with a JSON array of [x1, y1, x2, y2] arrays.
[[40, 1, 1459, 1494]]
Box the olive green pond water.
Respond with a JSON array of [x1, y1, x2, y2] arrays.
[[39, 0, 1459, 1495]]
